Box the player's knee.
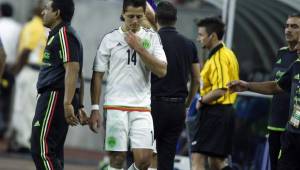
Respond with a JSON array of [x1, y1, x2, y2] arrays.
[[135, 156, 151, 170], [109, 152, 126, 168]]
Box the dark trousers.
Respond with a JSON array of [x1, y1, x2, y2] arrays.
[[268, 130, 283, 170], [31, 90, 69, 170], [277, 131, 300, 170], [151, 98, 186, 170], [0, 68, 15, 136]]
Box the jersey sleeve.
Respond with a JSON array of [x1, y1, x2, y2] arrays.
[[277, 63, 293, 93], [211, 53, 234, 90], [152, 33, 167, 64], [58, 27, 80, 63], [93, 35, 111, 72]]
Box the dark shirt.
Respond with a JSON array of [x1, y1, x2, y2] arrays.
[[151, 27, 198, 98], [268, 47, 297, 131], [37, 23, 83, 93], [278, 59, 300, 134]]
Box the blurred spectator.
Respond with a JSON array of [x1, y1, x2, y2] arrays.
[[0, 2, 21, 137], [0, 37, 6, 80], [7, 1, 47, 153]]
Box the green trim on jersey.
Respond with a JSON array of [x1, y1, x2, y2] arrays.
[[267, 126, 285, 132]]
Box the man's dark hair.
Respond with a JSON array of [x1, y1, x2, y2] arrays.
[[288, 13, 300, 18], [51, 0, 75, 23], [0, 2, 13, 17], [120, 0, 146, 21], [156, 1, 177, 26], [197, 17, 225, 40]]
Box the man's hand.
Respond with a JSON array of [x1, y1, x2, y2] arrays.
[[227, 80, 249, 93], [64, 104, 79, 126], [195, 100, 202, 110], [89, 110, 101, 133], [78, 108, 89, 125], [125, 31, 142, 50]]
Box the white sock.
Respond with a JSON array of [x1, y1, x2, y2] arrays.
[[128, 163, 140, 170], [148, 168, 157, 170], [107, 165, 124, 170]]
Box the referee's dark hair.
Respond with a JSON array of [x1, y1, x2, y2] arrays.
[[197, 17, 225, 40], [0, 2, 13, 17], [156, 1, 177, 26], [51, 0, 75, 23], [120, 0, 146, 21]]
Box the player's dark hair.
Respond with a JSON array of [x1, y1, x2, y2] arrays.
[[120, 0, 146, 21]]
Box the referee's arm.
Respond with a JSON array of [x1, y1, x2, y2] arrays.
[[201, 88, 227, 104]]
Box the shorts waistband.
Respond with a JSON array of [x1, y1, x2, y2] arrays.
[[151, 96, 185, 103]]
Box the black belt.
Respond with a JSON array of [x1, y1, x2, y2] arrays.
[[151, 96, 185, 103], [38, 87, 80, 94], [28, 64, 41, 71]]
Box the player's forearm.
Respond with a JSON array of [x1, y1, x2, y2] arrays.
[[79, 73, 84, 106], [136, 47, 167, 77], [90, 71, 103, 105], [248, 81, 282, 94], [144, 2, 157, 30], [64, 62, 79, 105]]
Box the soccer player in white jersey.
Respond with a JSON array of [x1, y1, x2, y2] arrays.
[[89, 0, 167, 170]]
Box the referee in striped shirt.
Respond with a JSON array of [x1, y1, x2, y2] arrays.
[[191, 17, 239, 170]]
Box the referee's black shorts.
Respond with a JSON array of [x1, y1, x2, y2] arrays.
[[191, 104, 235, 158]]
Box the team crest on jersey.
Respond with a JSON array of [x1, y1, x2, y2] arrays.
[[142, 39, 151, 49], [44, 52, 50, 60]]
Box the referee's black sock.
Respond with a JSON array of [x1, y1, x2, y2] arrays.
[[221, 166, 232, 170]]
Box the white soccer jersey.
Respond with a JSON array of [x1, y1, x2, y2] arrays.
[[93, 27, 167, 108]]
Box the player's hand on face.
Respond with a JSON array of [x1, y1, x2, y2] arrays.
[[227, 80, 249, 93], [64, 104, 79, 126], [78, 108, 89, 125], [125, 31, 142, 50], [89, 110, 101, 133]]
